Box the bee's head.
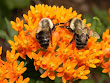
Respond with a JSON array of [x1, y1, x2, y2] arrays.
[[70, 18, 85, 31], [39, 18, 53, 29]]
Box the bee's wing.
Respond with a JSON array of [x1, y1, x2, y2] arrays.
[[89, 28, 100, 39]]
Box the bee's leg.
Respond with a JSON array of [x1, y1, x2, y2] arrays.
[[67, 33, 75, 47], [50, 34, 52, 46], [49, 28, 53, 46], [55, 23, 66, 26], [66, 38, 74, 47], [52, 23, 67, 31], [52, 18, 72, 31], [59, 26, 70, 29], [60, 26, 73, 32]]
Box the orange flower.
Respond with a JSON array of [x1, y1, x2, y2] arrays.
[[40, 69, 55, 80], [84, 54, 100, 68], [0, 61, 7, 81], [11, 17, 23, 31], [0, 46, 2, 55], [40, 54, 63, 80], [33, 51, 44, 71], [16, 76, 30, 83], [47, 31, 60, 51], [9, 31, 39, 59], [73, 66, 90, 80], [6, 49, 19, 63], [3, 61, 27, 82], [102, 59, 110, 77], [0, 59, 28, 83], [0, 79, 8, 83], [101, 29, 110, 58], [56, 60, 77, 83], [102, 29, 110, 42], [13, 61, 27, 76]]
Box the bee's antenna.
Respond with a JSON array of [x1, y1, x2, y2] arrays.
[[66, 38, 74, 47]]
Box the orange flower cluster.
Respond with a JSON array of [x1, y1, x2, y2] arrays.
[[101, 29, 110, 76], [0, 4, 109, 83], [0, 47, 30, 83]]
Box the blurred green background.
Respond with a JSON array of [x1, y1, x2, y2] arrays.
[[0, 0, 110, 83]]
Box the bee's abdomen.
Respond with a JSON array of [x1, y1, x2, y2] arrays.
[[76, 41, 87, 49], [36, 31, 50, 49], [75, 34, 88, 49]]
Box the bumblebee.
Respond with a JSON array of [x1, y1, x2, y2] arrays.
[[55, 18, 100, 49], [33, 18, 55, 49]]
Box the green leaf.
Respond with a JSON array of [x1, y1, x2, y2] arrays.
[[79, 79, 96, 83], [29, 78, 36, 83], [99, 74, 107, 83], [107, 26, 110, 30], [5, 0, 31, 10], [93, 17, 102, 25], [55, 77, 62, 83], [0, 17, 7, 30], [83, 14, 105, 38], [93, 8, 109, 26], [36, 80, 44, 83], [5, 17, 17, 38], [91, 16, 105, 36], [17, 60, 21, 64], [0, 30, 10, 41], [83, 14, 105, 36]]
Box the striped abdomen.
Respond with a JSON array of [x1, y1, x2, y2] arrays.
[[36, 31, 50, 49], [75, 34, 89, 49]]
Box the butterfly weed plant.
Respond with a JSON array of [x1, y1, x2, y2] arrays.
[[0, 4, 110, 83]]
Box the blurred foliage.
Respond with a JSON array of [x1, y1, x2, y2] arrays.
[[36, 80, 44, 83], [79, 74, 109, 83], [79, 79, 96, 83], [0, 0, 31, 41], [93, 8, 110, 26], [5, 0, 31, 10], [0, 17, 17, 42]]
